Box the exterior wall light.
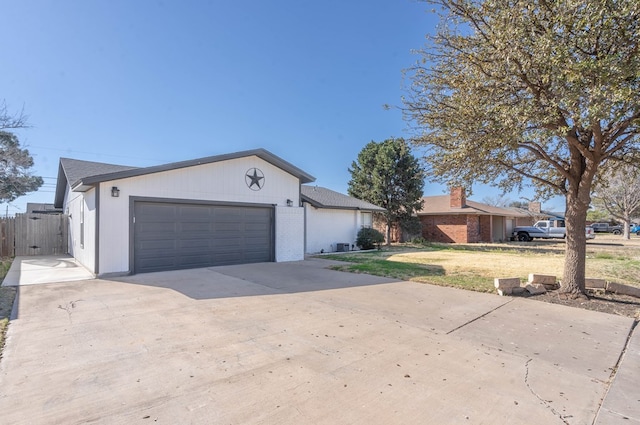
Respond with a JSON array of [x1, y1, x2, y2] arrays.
[[111, 186, 120, 197], [286, 199, 293, 207]]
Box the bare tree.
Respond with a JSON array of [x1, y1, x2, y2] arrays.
[[0, 101, 42, 203], [481, 195, 511, 208], [592, 165, 640, 239], [0, 100, 29, 130]]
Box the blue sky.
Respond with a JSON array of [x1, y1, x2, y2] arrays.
[[0, 0, 563, 216]]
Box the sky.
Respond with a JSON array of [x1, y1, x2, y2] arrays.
[[0, 0, 564, 216]]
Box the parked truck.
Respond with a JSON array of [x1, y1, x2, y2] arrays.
[[512, 220, 596, 241], [590, 222, 623, 235]]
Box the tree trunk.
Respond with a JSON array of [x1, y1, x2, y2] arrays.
[[385, 221, 391, 246], [560, 180, 592, 297], [623, 216, 631, 240]]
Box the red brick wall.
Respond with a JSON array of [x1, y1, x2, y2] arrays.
[[466, 215, 480, 242], [420, 215, 469, 243], [478, 215, 491, 242], [420, 214, 490, 243], [450, 187, 466, 208]]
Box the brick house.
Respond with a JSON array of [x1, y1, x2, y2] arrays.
[[417, 187, 528, 243]]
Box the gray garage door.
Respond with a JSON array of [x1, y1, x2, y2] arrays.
[[133, 201, 273, 273]]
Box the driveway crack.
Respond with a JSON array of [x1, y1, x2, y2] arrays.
[[524, 358, 571, 425], [446, 299, 513, 335], [592, 318, 639, 425]]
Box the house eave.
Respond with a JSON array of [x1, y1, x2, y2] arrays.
[[417, 211, 517, 218], [76, 148, 316, 187], [71, 182, 94, 192], [302, 198, 384, 212]]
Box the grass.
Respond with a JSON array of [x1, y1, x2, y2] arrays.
[[0, 258, 16, 358], [322, 238, 640, 293]]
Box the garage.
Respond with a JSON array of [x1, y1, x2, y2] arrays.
[[133, 201, 273, 273], [55, 149, 314, 276]]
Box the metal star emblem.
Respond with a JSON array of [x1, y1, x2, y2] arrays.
[[245, 168, 265, 190]]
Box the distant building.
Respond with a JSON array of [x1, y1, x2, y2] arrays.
[[26, 203, 63, 214], [417, 187, 529, 243]]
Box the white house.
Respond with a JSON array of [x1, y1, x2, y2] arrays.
[[54, 149, 316, 276], [301, 185, 385, 254], [54, 149, 383, 277]]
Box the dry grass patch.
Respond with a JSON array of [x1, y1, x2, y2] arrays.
[[324, 237, 640, 292], [0, 258, 16, 358], [388, 250, 562, 282]]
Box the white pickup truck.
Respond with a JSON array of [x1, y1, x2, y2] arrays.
[[512, 220, 595, 242]]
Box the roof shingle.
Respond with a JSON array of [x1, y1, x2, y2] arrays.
[[301, 186, 385, 211], [417, 194, 528, 217]]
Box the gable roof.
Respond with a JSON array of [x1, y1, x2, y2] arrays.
[[54, 149, 316, 208], [54, 158, 139, 208], [417, 194, 528, 217], [301, 185, 385, 211]]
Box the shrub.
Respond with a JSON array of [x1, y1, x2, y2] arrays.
[[356, 228, 385, 250]]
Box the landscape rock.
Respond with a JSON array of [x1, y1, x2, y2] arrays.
[[525, 283, 547, 295], [606, 282, 640, 298], [494, 277, 521, 289], [497, 288, 512, 296], [585, 278, 607, 289], [528, 274, 556, 285]]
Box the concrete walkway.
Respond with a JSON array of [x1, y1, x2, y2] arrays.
[[0, 258, 637, 424], [1, 255, 94, 287]]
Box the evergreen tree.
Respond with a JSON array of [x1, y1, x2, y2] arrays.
[[348, 138, 424, 244]]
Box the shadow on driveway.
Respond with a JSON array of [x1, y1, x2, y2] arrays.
[[111, 258, 400, 300]]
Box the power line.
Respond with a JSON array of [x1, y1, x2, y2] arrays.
[[29, 145, 173, 165]]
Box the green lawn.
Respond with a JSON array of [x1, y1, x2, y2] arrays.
[[322, 241, 640, 292]]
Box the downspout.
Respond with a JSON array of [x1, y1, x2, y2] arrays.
[[301, 182, 307, 256], [95, 183, 100, 275]]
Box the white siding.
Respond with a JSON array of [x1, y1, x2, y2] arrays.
[[304, 204, 361, 254], [66, 188, 97, 273], [275, 206, 305, 262], [92, 156, 301, 275]]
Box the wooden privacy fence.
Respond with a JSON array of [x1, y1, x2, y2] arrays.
[[0, 213, 68, 257], [1, 217, 16, 257]]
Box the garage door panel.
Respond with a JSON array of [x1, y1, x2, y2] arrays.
[[245, 225, 269, 234], [213, 225, 243, 233], [137, 203, 177, 219], [134, 201, 273, 273], [137, 239, 178, 250], [179, 206, 211, 218], [215, 209, 243, 220], [138, 222, 178, 233], [178, 239, 212, 249], [179, 254, 214, 266], [179, 222, 213, 232]]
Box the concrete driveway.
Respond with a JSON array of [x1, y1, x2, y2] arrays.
[[0, 258, 637, 424]]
